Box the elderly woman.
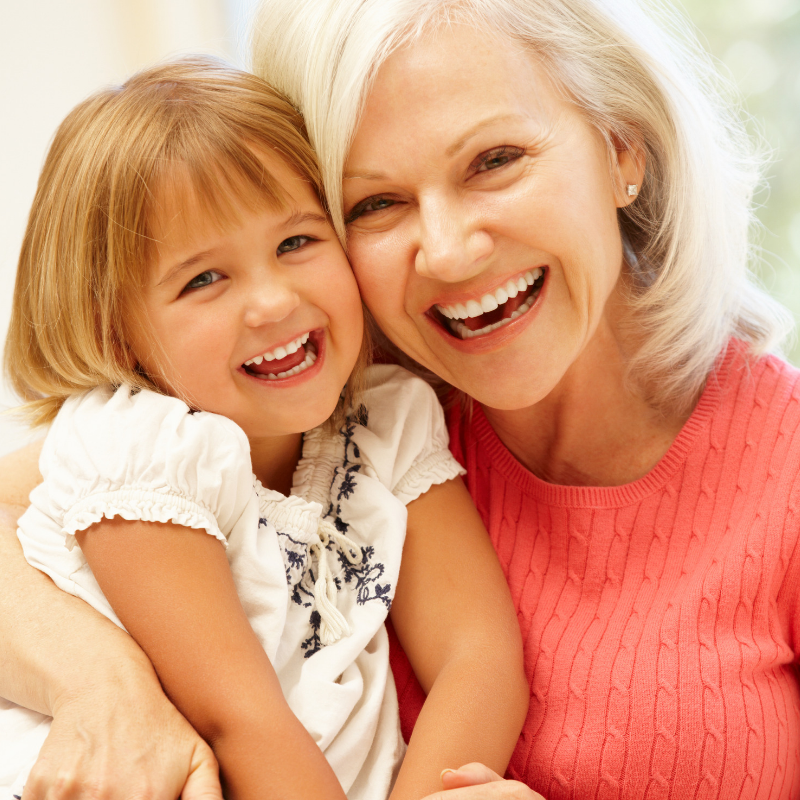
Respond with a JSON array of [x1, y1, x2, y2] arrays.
[[1, 0, 798, 797]]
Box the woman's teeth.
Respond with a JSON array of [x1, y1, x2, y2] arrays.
[[450, 297, 535, 338], [244, 332, 310, 366], [435, 268, 543, 321]]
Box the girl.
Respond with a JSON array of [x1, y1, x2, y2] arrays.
[[0, 58, 528, 800]]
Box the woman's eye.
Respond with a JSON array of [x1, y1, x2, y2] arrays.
[[474, 147, 524, 173], [346, 197, 396, 223], [183, 270, 224, 292], [277, 235, 314, 254]]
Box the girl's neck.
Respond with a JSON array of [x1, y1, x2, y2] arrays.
[[249, 432, 304, 496]]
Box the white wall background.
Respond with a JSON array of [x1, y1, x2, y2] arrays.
[[0, 0, 260, 457]]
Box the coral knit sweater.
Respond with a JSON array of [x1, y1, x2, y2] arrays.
[[389, 342, 800, 799]]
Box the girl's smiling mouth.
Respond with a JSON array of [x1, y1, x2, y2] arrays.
[[429, 267, 546, 340], [241, 329, 324, 381]]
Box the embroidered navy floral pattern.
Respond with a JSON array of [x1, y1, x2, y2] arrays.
[[337, 545, 392, 609], [259, 405, 394, 658], [302, 610, 323, 656]]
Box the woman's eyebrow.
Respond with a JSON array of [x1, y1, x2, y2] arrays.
[[445, 113, 520, 157], [344, 113, 524, 180]]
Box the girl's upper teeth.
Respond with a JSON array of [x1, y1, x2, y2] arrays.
[[244, 332, 310, 366], [435, 268, 543, 320]]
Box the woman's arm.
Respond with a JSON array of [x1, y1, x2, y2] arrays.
[[0, 443, 222, 800], [77, 516, 347, 800], [388, 478, 530, 800]]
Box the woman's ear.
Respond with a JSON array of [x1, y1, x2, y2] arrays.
[[611, 133, 646, 209]]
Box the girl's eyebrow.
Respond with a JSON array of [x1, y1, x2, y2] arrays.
[[157, 250, 215, 287], [282, 210, 329, 228], [156, 211, 329, 287]]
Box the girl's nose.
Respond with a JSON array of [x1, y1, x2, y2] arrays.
[[414, 196, 494, 283], [243, 276, 301, 328]]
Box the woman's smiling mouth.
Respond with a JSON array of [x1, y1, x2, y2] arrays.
[[430, 268, 546, 340]]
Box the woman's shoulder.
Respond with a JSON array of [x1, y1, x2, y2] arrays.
[[723, 345, 800, 422], [710, 345, 800, 486]]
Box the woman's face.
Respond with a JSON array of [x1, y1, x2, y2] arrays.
[[343, 24, 642, 410]]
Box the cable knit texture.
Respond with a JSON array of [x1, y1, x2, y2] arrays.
[[390, 341, 800, 799]]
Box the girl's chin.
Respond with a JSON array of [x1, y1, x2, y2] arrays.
[[237, 403, 340, 440]]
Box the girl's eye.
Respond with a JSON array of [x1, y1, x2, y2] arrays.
[[183, 270, 224, 292], [473, 146, 525, 173], [277, 235, 314, 254], [346, 197, 396, 224]]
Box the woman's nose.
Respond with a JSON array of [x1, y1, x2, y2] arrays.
[[414, 196, 493, 282], [243, 275, 301, 328]]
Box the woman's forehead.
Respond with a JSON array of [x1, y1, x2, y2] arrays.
[[348, 24, 560, 164]]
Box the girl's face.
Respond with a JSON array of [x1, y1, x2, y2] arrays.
[[342, 24, 642, 411], [129, 151, 363, 441]]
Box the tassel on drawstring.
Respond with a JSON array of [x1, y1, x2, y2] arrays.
[[310, 518, 363, 645]]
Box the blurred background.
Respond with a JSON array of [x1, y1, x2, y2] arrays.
[[1, 0, 799, 457]]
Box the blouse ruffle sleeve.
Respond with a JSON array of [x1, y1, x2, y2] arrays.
[[352, 365, 466, 505], [34, 385, 254, 548]]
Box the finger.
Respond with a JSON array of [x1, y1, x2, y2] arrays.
[[180, 747, 222, 800], [425, 783, 545, 800], [441, 763, 504, 789]]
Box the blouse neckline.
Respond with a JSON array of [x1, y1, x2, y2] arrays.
[[253, 423, 342, 537]]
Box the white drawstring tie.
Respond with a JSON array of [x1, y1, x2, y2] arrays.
[[310, 518, 362, 645]]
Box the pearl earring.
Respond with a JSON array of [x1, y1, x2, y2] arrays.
[[626, 184, 638, 197]]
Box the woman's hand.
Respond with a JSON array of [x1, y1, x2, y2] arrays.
[[23, 665, 221, 800], [423, 763, 545, 799], [0, 439, 222, 800]]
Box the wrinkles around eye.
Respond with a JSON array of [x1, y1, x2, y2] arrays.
[[471, 146, 526, 173]]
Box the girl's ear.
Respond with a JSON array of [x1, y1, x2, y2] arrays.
[[610, 133, 646, 209]]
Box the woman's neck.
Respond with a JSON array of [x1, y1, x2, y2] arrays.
[[248, 432, 304, 496], [481, 324, 692, 488]]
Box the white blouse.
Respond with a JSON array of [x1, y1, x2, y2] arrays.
[[0, 365, 465, 800]]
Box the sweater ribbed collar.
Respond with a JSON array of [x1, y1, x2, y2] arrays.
[[466, 340, 746, 509]]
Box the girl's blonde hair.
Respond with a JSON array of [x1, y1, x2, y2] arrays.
[[251, 0, 793, 415], [5, 56, 369, 427]]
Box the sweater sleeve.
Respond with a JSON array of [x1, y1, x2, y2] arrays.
[[350, 365, 466, 506]]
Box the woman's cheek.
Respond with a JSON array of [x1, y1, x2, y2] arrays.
[[349, 237, 406, 319]]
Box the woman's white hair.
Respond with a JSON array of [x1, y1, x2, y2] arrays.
[[251, 0, 792, 414]]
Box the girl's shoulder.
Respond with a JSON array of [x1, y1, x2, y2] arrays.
[[49, 384, 249, 462], [334, 365, 465, 505], [38, 385, 254, 542], [360, 364, 441, 417]]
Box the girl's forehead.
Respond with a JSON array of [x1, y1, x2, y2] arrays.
[[145, 154, 328, 266], [147, 163, 280, 246]]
